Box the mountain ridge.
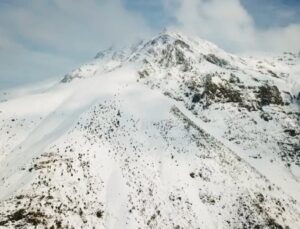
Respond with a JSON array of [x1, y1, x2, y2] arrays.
[[0, 30, 299, 228]]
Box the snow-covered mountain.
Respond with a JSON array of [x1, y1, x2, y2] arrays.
[[0, 29, 299, 228]]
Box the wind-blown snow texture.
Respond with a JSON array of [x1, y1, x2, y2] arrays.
[[0, 30, 300, 228]]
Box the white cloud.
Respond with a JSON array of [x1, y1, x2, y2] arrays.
[[164, 0, 300, 53], [0, 0, 153, 88], [257, 24, 300, 52], [1, 0, 300, 88]]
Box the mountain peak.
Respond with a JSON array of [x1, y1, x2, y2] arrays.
[[159, 27, 186, 38], [1, 26, 300, 228]]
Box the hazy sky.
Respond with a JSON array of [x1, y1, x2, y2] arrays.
[[0, 0, 300, 89]]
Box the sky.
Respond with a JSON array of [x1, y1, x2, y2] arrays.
[[0, 0, 300, 89]]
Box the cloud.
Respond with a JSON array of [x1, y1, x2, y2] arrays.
[[0, 0, 153, 88], [164, 0, 300, 53], [1, 0, 300, 88]]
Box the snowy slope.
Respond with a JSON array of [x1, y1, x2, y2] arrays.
[[0, 30, 300, 228], [63, 29, 300, 200]]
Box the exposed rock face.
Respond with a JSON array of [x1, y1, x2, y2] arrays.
[[257, 85, 283, 107], [201, 75, 242, 104], [203, 53, 229, 67]]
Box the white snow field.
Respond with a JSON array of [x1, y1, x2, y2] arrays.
[[0, 30, 300, 228]]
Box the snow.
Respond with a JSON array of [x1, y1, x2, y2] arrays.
[[0, 30, 299, 228], [174, 101, 300, 200]]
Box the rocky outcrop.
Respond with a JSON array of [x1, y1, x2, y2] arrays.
[[257, 85, 283, 107]]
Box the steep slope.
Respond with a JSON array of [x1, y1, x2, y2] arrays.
[[62, 29, 300, 200], [131, 31, 300, 200], [0, 30, 299, 228]]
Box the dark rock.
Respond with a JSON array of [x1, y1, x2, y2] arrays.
[[138, 70, 149, 79], [284, 129, 298, 137], [267, 70, 279, 78], [266, 218, 284, 229], [192, 94, 201, 103], [175, 48, 185, 65], [190, 172, 196, 178], [174, 39, 190, 49], [257, 85, 283, 106], [204, 54, 228, 67], [96, 210, 104, 218], [229, 73, 240, 84], [256, 193, 264, 203], [201, 75, 242, 105], [260, 112, 273, 121], [8, 209, 26, 222]]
